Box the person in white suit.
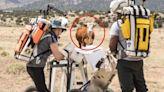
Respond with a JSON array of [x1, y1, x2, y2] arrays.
[[109, 0, 148, 92]]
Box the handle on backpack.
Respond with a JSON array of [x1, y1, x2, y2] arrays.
[[128, 0, 147, 6], [39, 4, 66, 20], [47, 4, 66, 16], [142, 0, 146, 6]]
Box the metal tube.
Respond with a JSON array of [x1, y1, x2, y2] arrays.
[[50, 61, 57, 92]]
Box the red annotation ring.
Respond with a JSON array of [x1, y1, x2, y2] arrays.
[[69, 14, 106, 51]]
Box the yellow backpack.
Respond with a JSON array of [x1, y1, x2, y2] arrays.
[[120, 5, 154, 57]]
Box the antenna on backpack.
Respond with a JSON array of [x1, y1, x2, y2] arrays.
[[128, 0, 135, 6], [131, 0, 135, 5], [40, 9, 42, 14], [47, 4, 66, 16], [142, 0, 146, 6]]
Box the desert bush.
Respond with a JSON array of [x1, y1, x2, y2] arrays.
[[12, 12, 19, 17], [23, 17, 29, 24], [89, 10, 97, 14], [70, 14, 75, 17], [154, 24, 158, 29], [95, 19, 99, 25], [108, 16, 111, 20], [10, 17, 14, 21], [162, 17, 164, 22], [112, 17, 117, 22], [1, 16, 6, 22], [95, 19, 102, 27], [0, 10, 3, 14], [0, 47, 3, 50], [99, 16, 105, 20], [6, 63, 25, 75], [16, 17, 22, 25], [95, 20, 109, 28], [158, 23, 163, 28], [103, 21, 109, 28], [155, 19, 163, 28], [79, 22, 84, 26], [5, 14, 12, 19], [1, 51, 9, 57]]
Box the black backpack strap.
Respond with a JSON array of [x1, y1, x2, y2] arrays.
[[33, 49, 50, 59], [143, 7, 148, 16], [137, 5, 142, 16], [118, 40, 125, 50], [50, 31, 58, 42], [116, 19, 126, 50]]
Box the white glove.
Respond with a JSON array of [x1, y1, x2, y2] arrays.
[[60, 49, 69, 59], [63, 43, 74, 53]]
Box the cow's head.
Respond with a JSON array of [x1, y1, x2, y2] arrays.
[[76, 24, 95, 48]]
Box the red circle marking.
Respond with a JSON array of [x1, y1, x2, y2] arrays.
[[69, 13, 106, 51]]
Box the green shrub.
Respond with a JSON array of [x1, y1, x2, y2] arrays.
[[154, 24, 158, 29], [79, 22, 84, 26], [103, 21, 109, 28], [95, 19, 99, 26], [23, 17, 29, 24], [99, 16, 104, 20], [1, 17, 6, 22], [6, 63, 25, 75], [10, 17, 14, 21], [112, 17, 117, 22], [162, 17, 164, 22], [158, 23, 163, 28], [108, 16, 111, 20], [0, 47, 3, 50], [1, 51, 9, 57], [70, 14, 75, 17], [16, 17, 22, 25], [95, 20, 109, 28]]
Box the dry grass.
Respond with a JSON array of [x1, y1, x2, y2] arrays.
[[0, 26, 164, 92], [1, 51, 9, 57], [6, 63, 25, 75]]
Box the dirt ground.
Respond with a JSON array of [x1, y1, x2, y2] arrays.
[[0, 26, 164, 92]]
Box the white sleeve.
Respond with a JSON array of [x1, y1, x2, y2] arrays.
[[109, 22, 119, 36]]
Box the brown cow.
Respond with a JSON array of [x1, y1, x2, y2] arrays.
[[76, 24, 95, 48]]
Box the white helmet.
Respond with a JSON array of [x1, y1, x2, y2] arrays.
[[110, 0, 134, 14], [51, 17, 68, 31], [59, 17, 69, 27]]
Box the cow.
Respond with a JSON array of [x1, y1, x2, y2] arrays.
[[75, 23, 96, 48]]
